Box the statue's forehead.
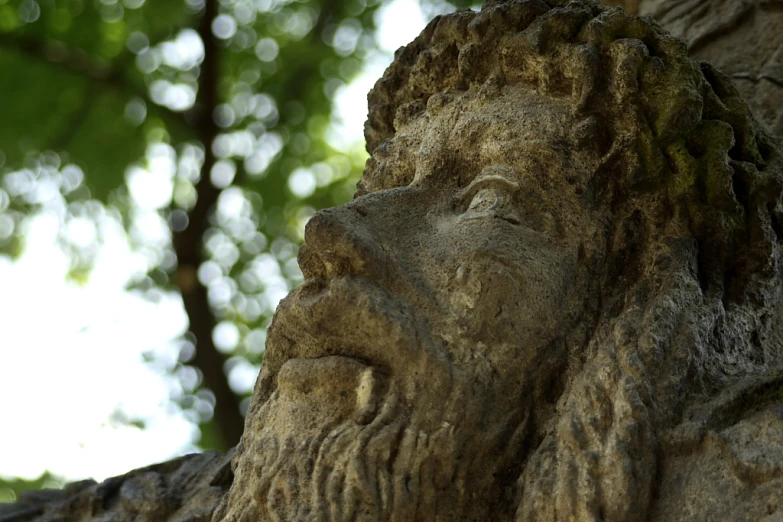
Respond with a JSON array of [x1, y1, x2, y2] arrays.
[[411, 87, 583, 184], [452, 88, 577, 142]]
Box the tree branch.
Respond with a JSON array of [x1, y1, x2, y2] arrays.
[[173, 0, 246, 449]]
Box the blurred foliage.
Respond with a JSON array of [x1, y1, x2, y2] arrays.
[[0, 472, 65, 503], [0, 0, 478, 497]]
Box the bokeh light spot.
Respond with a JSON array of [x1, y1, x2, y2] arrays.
[[245, 329, 266, 355], [213, 321, 240, 353], [135, 49, 160, 74], [169, 209, 189, 232], [185, 0, 205, 11], [212, 14, 237, 40], [331, 18, 362, 56], [126, 166, 173, 210], [198, 260, 222, 286], [124, 97, 147, 126], [227, 359, 259, 394], [0, 214, 14, 240], [100, 3, 124, 23], [210, 160, 236, 189], [234, 4, 254, 25], [288, 168, 316, 199], [160, 30, 204, 70], [213, 104, 235, 128], [150, 81, 196, 112], [61, 165, 85, 193], [127, 31, 149, 54], [254, 38, 278, 62], [18, 0, 41, 23]]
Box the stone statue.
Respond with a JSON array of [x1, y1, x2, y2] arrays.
[[4, 1, 783, 521], [214, 1, 783, 520]]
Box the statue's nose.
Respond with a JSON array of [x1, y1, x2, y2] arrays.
[[298, 203, 387, 280]]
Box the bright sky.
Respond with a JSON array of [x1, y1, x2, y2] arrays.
[[0, 0, 431, 490], [0, 215, 195, 483]]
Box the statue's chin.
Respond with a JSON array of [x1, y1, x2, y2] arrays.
[[237, 382, 411, 522], [227, 362, 531, 522]]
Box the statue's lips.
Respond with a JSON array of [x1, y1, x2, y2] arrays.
[[260, 275, 452, 404], [278, 354, 371, 378], [276, 355, 385, 422], [277, 354, 374, 392], [263, 276, 417, 376]]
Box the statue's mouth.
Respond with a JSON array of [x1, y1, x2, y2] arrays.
[[260, 275, 452, 409], [276, 354, 388, 424]]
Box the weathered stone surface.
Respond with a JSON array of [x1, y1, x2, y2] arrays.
[[5, 1, 783, 521], [613, 0, 783, 136], [216, 1, 783, 520]]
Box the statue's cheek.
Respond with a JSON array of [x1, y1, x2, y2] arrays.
[[447, 261, 525, 341]]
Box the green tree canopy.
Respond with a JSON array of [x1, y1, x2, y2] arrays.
[[0, 0, 477, 498]]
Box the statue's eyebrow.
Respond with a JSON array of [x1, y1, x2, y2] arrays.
[[457, 171, 521, 200], [459, 163, 553, 209]]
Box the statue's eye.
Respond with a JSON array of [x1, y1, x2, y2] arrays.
[[457, 174, 560, 236], [468, 187, 500, 212], [460, 181, 522, 226]]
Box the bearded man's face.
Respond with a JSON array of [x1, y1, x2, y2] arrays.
[[221, 86, 600, 521]]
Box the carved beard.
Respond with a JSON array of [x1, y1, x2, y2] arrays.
[[222, 376, 530, 522]]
